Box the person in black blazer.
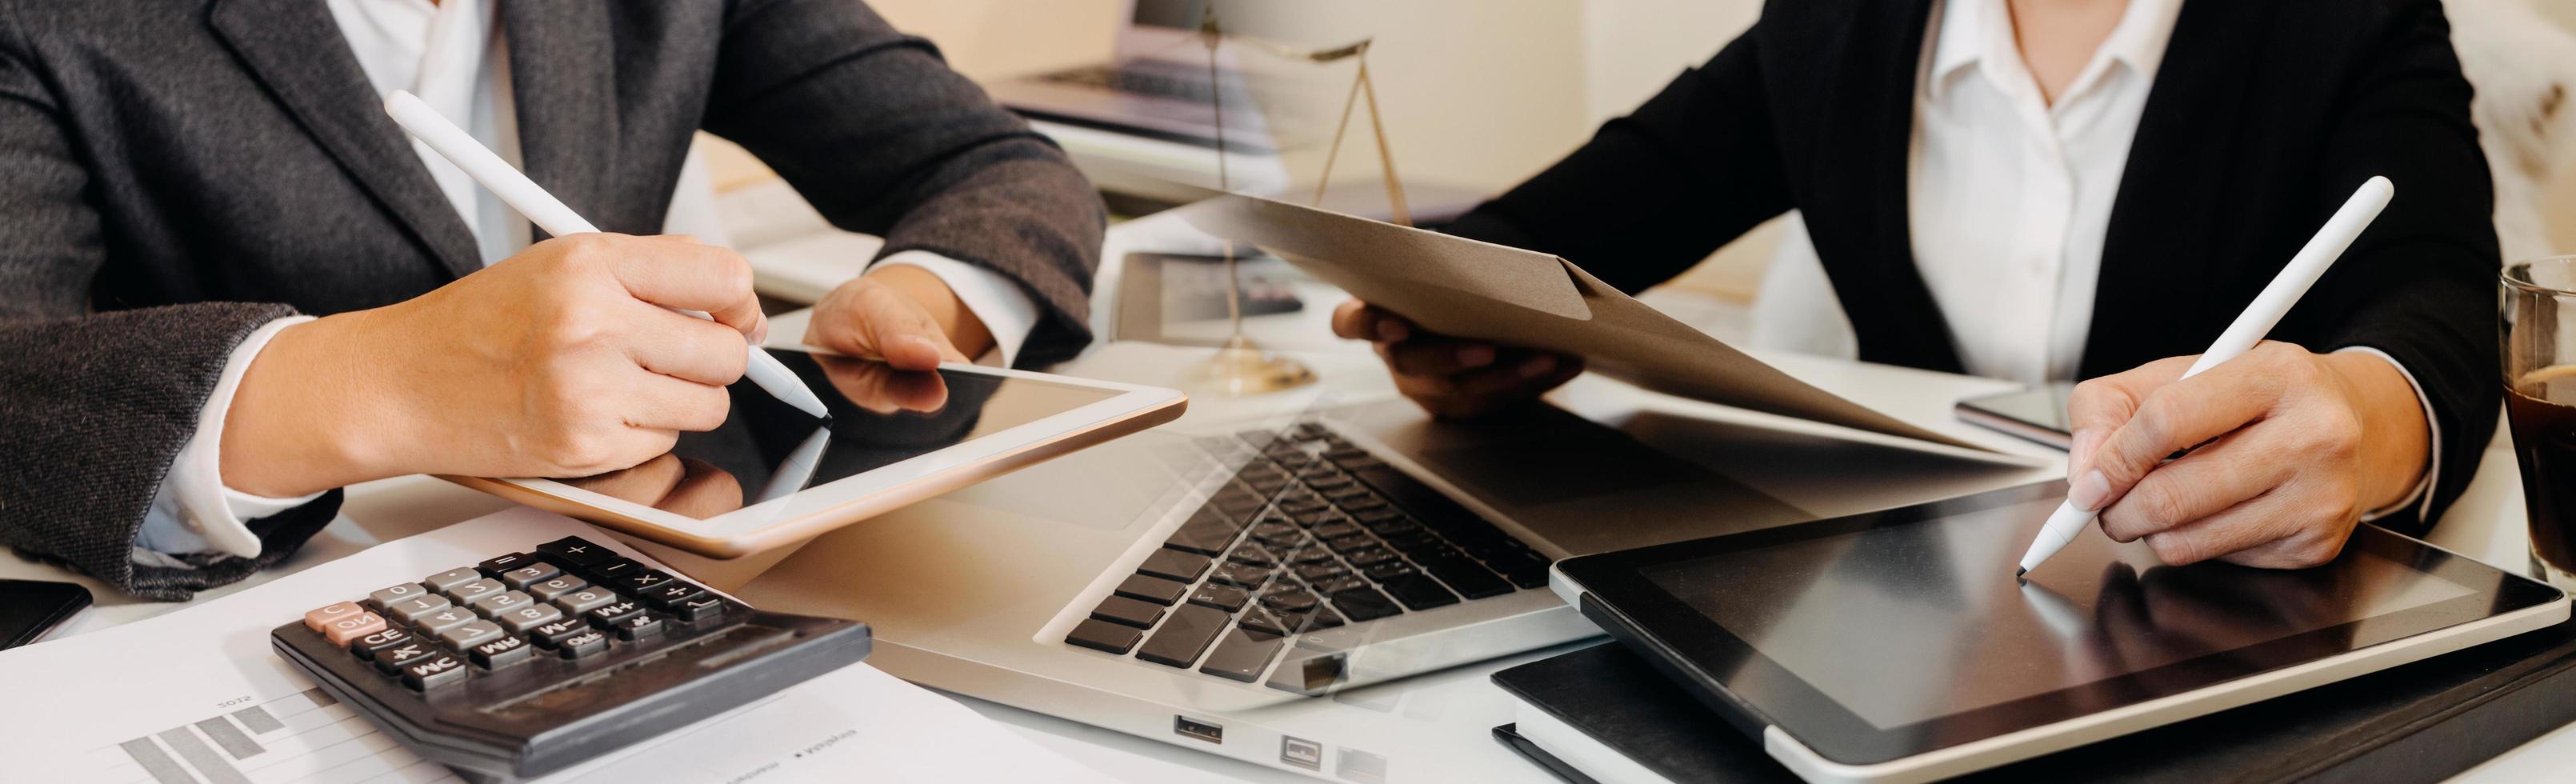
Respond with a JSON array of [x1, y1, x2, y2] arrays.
[[0, 0, 1102, 598], [1333, 0, 2498, 569]]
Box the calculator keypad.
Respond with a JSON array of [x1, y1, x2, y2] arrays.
[[291, 536, 738, 691]]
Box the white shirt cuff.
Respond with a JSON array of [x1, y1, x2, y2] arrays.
[[134, 316, 327, 560], [867, 250, 1040, 368], [2334, 346, 2439, 523]]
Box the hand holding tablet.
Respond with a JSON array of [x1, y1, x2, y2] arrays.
[[447, 349, 1185, 558]]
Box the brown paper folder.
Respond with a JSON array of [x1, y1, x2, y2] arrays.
[[1185, 194, 1992, 452]]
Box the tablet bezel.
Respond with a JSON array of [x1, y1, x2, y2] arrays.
[[445, 351, 1187, 558], [1554, 482, 2567, 766]]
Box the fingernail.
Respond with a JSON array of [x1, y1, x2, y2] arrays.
[[1378, 320, 1409, 342], [1518, 355, 1557, 379], [1458, 345, 1495, 367], [2069, 428, 2102, 474], [2070, 470, 2112, 511]]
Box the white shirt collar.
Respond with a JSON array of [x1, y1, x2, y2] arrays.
[[1923, 0, 2183, 102]]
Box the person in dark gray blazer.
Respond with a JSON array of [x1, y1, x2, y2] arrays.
[[0, 0, 1106, 598]]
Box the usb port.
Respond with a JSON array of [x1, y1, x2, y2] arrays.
[[1174, 715, 1223, 744]]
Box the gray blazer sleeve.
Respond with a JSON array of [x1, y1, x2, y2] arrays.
[[701, 0, 1106, 368], [0, 32, 341, 600]]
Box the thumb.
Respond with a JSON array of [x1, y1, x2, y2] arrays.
[[862, 288, 970, 371], [2065, 355, 2193, 479]]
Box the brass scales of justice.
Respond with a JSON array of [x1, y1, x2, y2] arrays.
[[1192, 6, 1409, 394]]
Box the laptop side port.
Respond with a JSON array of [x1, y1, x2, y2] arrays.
[[1174, 715, 1223, 744]]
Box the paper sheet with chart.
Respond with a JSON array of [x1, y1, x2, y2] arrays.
[[0, 507, 1114, 784]]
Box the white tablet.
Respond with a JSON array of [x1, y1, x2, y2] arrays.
[[1552, 482, 2570, 784], [447, 348, 1186, 558]]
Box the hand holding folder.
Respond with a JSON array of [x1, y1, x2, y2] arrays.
[[1186, 194, 2008, 457]]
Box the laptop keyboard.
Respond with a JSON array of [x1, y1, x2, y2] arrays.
[[1063, 422, 1551, 689]]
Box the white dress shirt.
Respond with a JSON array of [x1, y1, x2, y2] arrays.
[[135, 0, 1038, 562], [1746, 0, 2437, 519]]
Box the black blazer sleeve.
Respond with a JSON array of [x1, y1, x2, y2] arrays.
[[701, 0, 1106, 368], [2278, 2, 2500, 533], [0, 29, 342, 600], [1442, 30, 1794, 294]]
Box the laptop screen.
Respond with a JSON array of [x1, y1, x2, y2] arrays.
[[1131, 0, 1206, 30]]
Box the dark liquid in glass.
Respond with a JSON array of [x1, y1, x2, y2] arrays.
[[2508, 377, 2576, 573]]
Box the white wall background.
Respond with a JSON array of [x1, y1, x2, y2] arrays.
[[829, 0, 2576, 298]]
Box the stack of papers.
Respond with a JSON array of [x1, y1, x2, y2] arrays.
[[0, 508, 1114, 784]]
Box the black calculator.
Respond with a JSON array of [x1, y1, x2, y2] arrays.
[[270, 535, 871, 782]]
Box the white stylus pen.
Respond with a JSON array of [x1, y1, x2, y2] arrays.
[[382, 90, 830, 420], [2015, 175, 2395, 577]]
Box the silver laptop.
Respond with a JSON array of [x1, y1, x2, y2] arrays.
[[734, 396, 1834, 778], [987, 0, 1315, 154]]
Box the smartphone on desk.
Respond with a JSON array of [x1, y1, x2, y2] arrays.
[[1956, 382, 2074, 450], [0, 578, 91, 648]]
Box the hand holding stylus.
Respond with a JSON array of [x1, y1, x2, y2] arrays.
[[2020, 178, 2424, 574], [383, 90, 830, 420]]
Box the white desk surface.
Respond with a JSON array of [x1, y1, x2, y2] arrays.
[[9, 206, 2567, 782]]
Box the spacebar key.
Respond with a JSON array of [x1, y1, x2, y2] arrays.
[[1136, 605, 1231, 668]]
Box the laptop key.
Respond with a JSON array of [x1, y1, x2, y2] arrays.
[[1305, 608, 1346, 630], [1324, 534, 1375, 553], [1422, 557, 1514, 598], [1346, 546, 1401, 567], [1066, 618, 1146, 654], [1329, 587, 1401, 622], [1200, 629, 1286, 682], [1090, 596, 1166, 629], [1287, 508, 1340, 527], [1209, 563, 1274, 589], [1379, 574, 1461, 610], [1259, 588, 1320, 614], [1138, 550, 1214, 582], [1506, 567, 1552, 589], [1283, 546, 1338, 565], [1292, 562, 1350, 584], [1189, 583, 1250, 613], [1238, 607, 1298, 636], [1310, 574, 1367, 595], [1136, 605, 1231, 667], [1165, 517, 1242, 557], [1312, 521, 1363, 540], [1361, 561, 1418, 582], [1224, 543, 1279, 569], [1114, 574, 1190, 605]]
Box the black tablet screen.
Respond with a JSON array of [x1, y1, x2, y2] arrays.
[[1642, 494, 2474, 729]]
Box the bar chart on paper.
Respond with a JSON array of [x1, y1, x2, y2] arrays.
[[91, 686, 459, 784]]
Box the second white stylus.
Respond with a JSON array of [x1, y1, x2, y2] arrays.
[[2015, 175, 2396, 577], [382, 90, 831, 421]]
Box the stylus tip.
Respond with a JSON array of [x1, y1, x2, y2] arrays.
[[2015, 566, 2027, 578]]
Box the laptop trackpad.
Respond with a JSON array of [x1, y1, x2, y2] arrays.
[[1336, 401, 1814, 556]]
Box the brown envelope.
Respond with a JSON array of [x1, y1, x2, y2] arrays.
[[1184, 194, 1991, 452]]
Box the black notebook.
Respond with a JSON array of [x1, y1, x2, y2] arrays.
[[1494, 616, 2576, 784]]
